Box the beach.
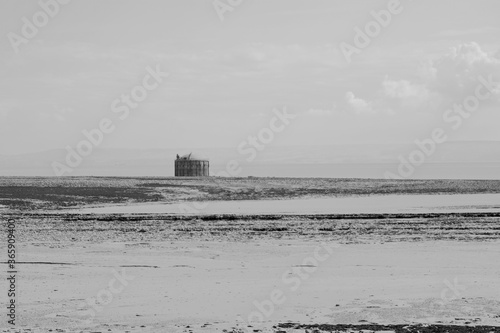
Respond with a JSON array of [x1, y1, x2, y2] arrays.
[[1, 177, 500, 332]]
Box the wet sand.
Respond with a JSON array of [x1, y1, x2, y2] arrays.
[[5, 237, 500, 332], [2, 211, 500, 332], [4, 240, 500, 332], [2, 177, 500, 211], [1, 177, 500, 332], [67, 193, 500, 215]]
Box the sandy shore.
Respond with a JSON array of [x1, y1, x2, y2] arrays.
[[4, 239, 500, 332], [2, 212, 500, 332], [2, 177, 500, 332]]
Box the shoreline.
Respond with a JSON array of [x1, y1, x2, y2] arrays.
[[4, 239, 500, 332], [2, 177, 500, 332]]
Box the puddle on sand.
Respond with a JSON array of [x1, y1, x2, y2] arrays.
[[62, 193, 500, 215]]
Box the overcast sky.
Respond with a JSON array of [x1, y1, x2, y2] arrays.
[[1, 0, 500, 155]]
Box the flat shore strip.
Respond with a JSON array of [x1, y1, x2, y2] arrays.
[[2, 177, 500, 332]]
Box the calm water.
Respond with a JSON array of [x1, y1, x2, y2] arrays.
[[5, 163, 499, 179], [68, 193, 500, 215]]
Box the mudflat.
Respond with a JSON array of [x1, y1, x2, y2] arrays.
[[2, 177, 500, 333]]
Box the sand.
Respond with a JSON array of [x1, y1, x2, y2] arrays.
[[3, 240, 500, 332], [2, 213, 500, 332], [1, 177, 500, 332]]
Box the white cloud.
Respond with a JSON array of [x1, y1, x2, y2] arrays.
[[371, 43, 500, 114], [426, 42, 500, 99], [382, 77, 437, 111], [345, 91, 373, 114], [383, 79, 428, 99]]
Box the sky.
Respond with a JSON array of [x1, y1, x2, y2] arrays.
[[1, 0, 500, 156]]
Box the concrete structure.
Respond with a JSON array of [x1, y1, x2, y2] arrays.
[[175, 153, 209, 177]]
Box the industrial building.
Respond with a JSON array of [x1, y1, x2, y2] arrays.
[[175, 153, 209, 177]]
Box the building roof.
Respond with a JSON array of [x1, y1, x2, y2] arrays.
[[177, 153, 208, 161]]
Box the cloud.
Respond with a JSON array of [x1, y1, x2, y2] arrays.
[[355, 43, 500, 115], [383, 79, 427, 99], [345, 91, 373, 114], [207, 43, 344, 77], [426, 42, 500, 99], [382, 77, 438, 111]]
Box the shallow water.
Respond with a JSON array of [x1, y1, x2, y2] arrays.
[[67, 193, 500, 215]]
